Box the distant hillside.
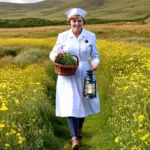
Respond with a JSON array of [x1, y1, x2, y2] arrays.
[[0, 0, 150, 21]]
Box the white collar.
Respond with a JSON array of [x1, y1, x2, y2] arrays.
[[68, 28, 86, 39]]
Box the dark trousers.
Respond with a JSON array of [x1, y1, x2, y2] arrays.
[[68, 117, 85, 137]]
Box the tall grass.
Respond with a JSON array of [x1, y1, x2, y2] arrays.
[[0, 38, 56, 67], [0, 38, 69, 149], [93, 40, 150, 150], [0, 64, 62, 149]]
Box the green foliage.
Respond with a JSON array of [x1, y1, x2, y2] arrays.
[[0, 46, 21, 58], [55, 53, 76, 66], [0, 17, 149, 28], [0, 46, 50, 67], [86, 17, 147, 24], [0, 18, 66, 28], [11, 47, 49, 67]]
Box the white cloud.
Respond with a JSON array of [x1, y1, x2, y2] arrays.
[[0, 0, 44, 3]]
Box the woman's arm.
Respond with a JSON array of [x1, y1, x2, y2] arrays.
[[90, 34, 100, 70], [49, 33, 65, 62]]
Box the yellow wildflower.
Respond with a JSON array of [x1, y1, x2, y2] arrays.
[[18, 136, 24, 144], [18, 136, 24, 140], [5, 144, 10, 147], [124, 86, 129, 90], [114, 136, 120, 143], [140, 133, 150, 141], [138, 124, 143, 128], [144, 141, 149, 145], [0, 104, 8, 111], [5, 132, 10, 136], [138, 115, 145, 122], [137, 129, 143, 133], [10, 129, 16, 134], [131, 132, 136, 137], [16, 133, 21, 136], [14, 98, 19, 104], [0, 123, 5, 129], [18, 140, 23, 144], [131, 145, 138, 150]]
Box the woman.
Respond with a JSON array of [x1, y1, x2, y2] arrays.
[[49, 8, 100, 150]]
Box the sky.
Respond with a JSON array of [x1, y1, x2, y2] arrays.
[[0, 0, 44, 3]]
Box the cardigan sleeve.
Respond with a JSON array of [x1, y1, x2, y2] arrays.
[[49, 33, 63, 62], [90, 34, 100, 65]]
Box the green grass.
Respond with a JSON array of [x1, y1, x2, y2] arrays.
[[0, 0, 149, 21], [62, 102, 105, 150]]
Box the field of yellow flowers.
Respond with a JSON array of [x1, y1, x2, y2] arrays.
[[95, 41, 150, 150], [0, 63, 64, 149], [0, 38, 64, 149], [0, 36, 149, 149]]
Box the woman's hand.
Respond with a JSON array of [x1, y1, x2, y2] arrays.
[[55, 50, 66, 59], [91, 63, 98, 71]]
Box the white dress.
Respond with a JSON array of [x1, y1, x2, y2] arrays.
[[50, 28, 100, 117]]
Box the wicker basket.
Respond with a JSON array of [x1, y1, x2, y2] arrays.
[[54, 54, 79, 76]]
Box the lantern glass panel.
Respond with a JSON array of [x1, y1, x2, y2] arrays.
[[85, 83, 96, 94]]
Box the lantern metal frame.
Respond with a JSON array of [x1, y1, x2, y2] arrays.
[[83, 70, 97, 99]]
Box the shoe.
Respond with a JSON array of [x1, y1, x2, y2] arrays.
[[78, 128, 83, 140], [78, 136, 82, 140], [72, 138, 79, 150]]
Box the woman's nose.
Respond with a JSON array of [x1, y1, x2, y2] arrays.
[[75, 21, 79, 25], [75, 21, 78, 24]]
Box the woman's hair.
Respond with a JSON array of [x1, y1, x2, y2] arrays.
[[67, 15, 86, 25]]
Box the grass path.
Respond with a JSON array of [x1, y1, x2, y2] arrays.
[[63, 89, 105, 150]]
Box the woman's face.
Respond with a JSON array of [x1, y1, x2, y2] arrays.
[[70, 16, 84, 33]]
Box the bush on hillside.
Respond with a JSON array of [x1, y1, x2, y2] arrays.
[[0, 17, 148, 28]]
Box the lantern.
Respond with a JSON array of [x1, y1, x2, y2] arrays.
[[83, 70, 97, 99]]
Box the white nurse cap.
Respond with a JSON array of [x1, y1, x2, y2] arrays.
[[65, 8, 87, 18]]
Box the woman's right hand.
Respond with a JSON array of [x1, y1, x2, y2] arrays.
[[55, 50, 66, 59]]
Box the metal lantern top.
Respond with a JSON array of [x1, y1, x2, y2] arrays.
[[85, 70, 96, 81]]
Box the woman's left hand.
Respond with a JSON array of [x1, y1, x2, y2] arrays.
[[91, 63, 98, 71]]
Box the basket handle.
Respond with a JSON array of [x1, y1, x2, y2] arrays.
[[54, 53, 65, 63], [71, 54, 79, 66]]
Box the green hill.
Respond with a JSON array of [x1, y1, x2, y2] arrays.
[[0, 0, 150, 21]]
